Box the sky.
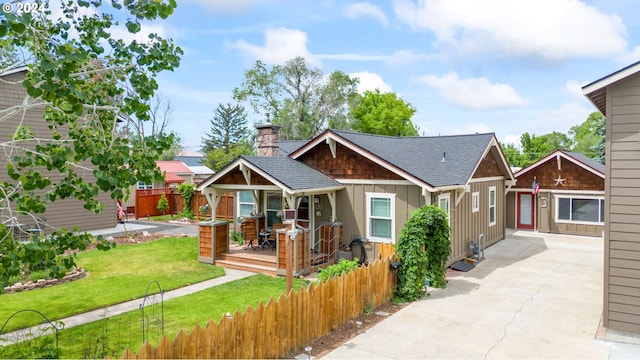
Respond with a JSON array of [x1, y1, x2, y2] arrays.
[[123, 0, 640, 151]]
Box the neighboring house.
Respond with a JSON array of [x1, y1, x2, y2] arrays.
[[583, 60, 640, 334], [187, 165, 214, 184], [174, 149, 205, 167], [0, 67, 116, 231], [198, 123, 515, 274], [506, 150, 605, 237], [123, 160, 194, 210]]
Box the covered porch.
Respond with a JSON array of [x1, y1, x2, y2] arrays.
[[196, 156, 347, 276]]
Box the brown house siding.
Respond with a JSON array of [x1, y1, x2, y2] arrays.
[[335, 183, 426, 250], [300, 143, 403, 180], [514, 158, 604, 192], [1, 70, 115, 231], [605, 72, 640, 333], [445, 178, 505, 264]]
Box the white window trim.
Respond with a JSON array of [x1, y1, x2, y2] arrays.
[[437, 193, 451, 224], [489, 186, 497, 227], [555, 196, 605, 226], [237, 190, 255, 218], [137, 181, 153, 190], [366, 192, 396, 243], [471, 192, 480, 213]]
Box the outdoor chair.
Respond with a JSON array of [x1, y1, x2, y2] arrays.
[[266, 222, 284, 251], [242, 221, 259, 250]]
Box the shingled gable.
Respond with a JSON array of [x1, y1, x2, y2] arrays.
[[515, 149, 605, 180], [196, 156, 344, 195], [289, 129, 514, 189]]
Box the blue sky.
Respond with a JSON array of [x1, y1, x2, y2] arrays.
[[135, 0, 640, 151]]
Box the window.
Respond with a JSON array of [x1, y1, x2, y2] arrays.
[[265, 192, 283, 228], [237, 191, 254, 217], [297, 196, 310, 221], [472, 192, 480, 213], [366, 193, 395, 242], [488, 186, 496, 226], [557, 197, 604, 224], [438, 193, 450, 224], [137, 181, 153, 190]]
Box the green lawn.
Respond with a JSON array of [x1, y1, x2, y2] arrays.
[[0, 237, 224, 332], [53, 275, 308, 359]]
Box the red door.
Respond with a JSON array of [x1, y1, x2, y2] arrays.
[[517, 192, 535, 230]]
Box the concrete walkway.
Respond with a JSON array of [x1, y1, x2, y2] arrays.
[[324, 230, 640, 359]]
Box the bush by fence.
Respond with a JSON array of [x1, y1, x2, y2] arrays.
[[121, 257, 396, 359], [134, 190, 234, 221]]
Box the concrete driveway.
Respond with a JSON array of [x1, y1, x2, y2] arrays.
[[324, 230, 640, 359]]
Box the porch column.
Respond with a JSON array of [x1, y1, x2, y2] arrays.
[[327, 191, 336, 222], [202, 187, 221, 220]]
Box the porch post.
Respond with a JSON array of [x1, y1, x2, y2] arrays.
[[202, 187, 221, 220], [327, 191, 336, 222]]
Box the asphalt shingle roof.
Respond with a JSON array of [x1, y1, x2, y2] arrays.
[[278, 140, 308, 157], [242, 156, 343, 191], [330, 130, 496, 187], [564, 151, 605, 174]]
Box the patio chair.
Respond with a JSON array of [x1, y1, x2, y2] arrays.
[[242, 221, 259, 251], [266, 222, 284, 251]]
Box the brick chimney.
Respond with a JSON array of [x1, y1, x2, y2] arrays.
[[256, 116, 281, 157]]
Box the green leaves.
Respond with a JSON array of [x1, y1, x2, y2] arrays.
[[395, 205, 451, 302], [1, 0, 181, 289]]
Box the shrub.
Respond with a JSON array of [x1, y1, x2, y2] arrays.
[[395, 205, 450, 302], [230, 230, 244, 245], [156, 193, 169, 216], [316, 258, 359, 282]]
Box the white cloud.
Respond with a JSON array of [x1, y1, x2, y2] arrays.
[[415, 72, 525, 109], [565, 80, 589, 99], [343, 2, 389, 26], [501, 134, 522, 147], [231, 28, 321, 67], [392, 0, 628, 61], [528, 102, 593, 134], [350, 71, 392, 93], [184, 0, 272, 15]]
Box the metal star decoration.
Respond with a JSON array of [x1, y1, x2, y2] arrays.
[[554, 175, 566, 187]]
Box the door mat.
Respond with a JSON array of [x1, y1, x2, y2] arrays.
[[450, 260, 475, 272]]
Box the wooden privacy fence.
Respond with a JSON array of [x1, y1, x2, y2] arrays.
[[135, 189, 234, 221], [121, 257, 396, 359]]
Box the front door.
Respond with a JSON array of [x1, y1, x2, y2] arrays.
[[517, 192, 535, 230]]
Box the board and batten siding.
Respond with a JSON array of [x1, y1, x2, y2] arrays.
[[445, 178, 506, 265], [604, 72, 640, 333], [0, 70, 115, 231], [335, 183, 427, 250]]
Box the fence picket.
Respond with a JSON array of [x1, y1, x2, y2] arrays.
[[122, 258, 396, 359]]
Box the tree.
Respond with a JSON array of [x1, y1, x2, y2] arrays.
[[520, 131, 572, 166], [233, 57, 359, 139], [569, 111, 604, 158], [117, 94, 183, 160], [350, 90, 419, 136], [201, 103, 254, 171], [592, 113, 606, 164], [0, 0, 182, 287], [0, 38, 20, 70], [501, 143, 526, 168]]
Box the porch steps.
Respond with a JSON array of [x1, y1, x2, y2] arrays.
[[219, 253, 275, 268], [215, 259, 277, 277]]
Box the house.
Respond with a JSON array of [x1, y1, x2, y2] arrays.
[[187, 165, 215, 184], [174, 149, 205, 167], [506, 150, 605, 236], [0, 67, 115, 231], [197, 122, 515, 275], [583, 59, 640, 335], [123, 160, 194, 212]]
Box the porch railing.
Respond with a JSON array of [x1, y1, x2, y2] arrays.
[[311, 222, 343, 266]]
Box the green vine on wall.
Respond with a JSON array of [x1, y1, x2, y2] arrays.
[[395, 205, 451, 302]]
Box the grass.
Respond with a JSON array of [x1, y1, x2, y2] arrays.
[[0, 237, 224, 333], [2, 275, 309, 359]]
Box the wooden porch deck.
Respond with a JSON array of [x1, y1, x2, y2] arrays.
[[215, 244, 278, 276]]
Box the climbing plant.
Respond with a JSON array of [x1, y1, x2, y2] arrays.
[[177, 183, 196, 219], [395, 205, 450, 302]]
